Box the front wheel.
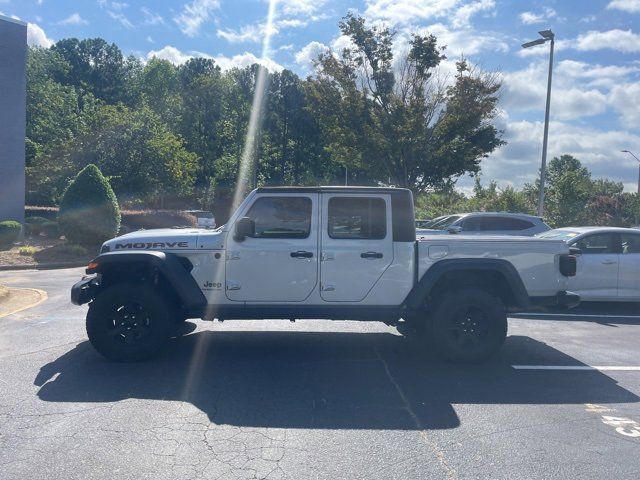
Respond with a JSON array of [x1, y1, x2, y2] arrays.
[[86, 283, 175, 362], [430, 287, 507, 363]]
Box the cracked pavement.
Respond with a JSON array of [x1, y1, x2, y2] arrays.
[[0, 268, 639, 479]]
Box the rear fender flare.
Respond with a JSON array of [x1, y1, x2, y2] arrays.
[[403, 258, 530, 310]]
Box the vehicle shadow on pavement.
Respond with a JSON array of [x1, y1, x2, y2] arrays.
[[35, 329, 639, 430], [514, 302, 640, 325]]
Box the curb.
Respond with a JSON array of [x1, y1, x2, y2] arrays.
[[0, 287, 48, 318], [0, 261, 88, 272]]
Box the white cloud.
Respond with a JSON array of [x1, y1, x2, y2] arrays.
[[519, 7, 556, 25], [294, 41, 330, 71], [174, 0, 221, 37], [575, 29, 640, 53], [501, 60, 616, 121], [277, 0, 327, 16], [610, 82, 640, 125], [469, 119, 640, 191], [213, 52, 283, 72], [108, 10, 133, 28], [452, 0, 495, 28], [27, 22, 53, 47], [141, 7, 164, 26], [364, 0, 461, 25], [146, 45, 283, 72], [556, 59, 640, 88], [58, 13, 88, 26], [417, 23, 508, 56], [147, 45, 193, 65], [607, 0, 640, 13], [217, 23, 268, 44]]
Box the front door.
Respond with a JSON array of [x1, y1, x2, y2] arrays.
[[225, 193, 319, 302], [320, 194, 393, 302], [569, 232, 619, 300]]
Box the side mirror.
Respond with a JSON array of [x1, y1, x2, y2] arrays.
[[447, 226, 462, 234], [569, 246, 582, 256], [234, 217, 255, 241]]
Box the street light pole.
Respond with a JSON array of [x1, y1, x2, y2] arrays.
[[522, 30, 555, 217], [621, 150, 640, 194]]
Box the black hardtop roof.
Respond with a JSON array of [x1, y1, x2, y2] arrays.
[[256, 186, 412, 195]]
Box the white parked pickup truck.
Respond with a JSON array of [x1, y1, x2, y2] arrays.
[[72, 187, 579, 362]]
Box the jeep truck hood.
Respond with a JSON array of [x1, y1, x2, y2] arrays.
[[102, 228, 225, 252]]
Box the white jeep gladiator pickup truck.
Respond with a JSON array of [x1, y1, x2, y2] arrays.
[[72, 187, 579, 362]]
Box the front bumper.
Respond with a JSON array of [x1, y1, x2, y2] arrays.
[[529, 291, 580, 310], [71, 276, 100, 305]]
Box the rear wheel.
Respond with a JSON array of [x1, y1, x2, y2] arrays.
[[86, 283, 174, 362], [429, 287, 507, 362]]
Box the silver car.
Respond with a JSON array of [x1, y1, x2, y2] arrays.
[[417, 212, 550, 237], [537, 227, 640, 302]]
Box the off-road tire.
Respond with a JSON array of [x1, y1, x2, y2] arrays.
[[430, 287, 507, 363], [86, 283, 175, 362]]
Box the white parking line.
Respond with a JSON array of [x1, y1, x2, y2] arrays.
[[514, 312, 640, 319], [513, 365, 640, 371]]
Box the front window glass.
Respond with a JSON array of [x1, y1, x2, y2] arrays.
[[572, 233, 617, 254], [244, 196, 312, 239]]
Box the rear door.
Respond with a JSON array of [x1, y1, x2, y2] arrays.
[[568, 232, 619, 300], [320, 194, 393, 302], [618, 232, 640, 299]]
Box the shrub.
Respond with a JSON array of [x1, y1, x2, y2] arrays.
[[41, 220, 59, 238], [0, 221, 22, 246], [121, 210, 197, 230], [56, 243, 88, 256], [58, 164, 120, 245], [24, 216, 49, 236], [18, 245, 37, 256]]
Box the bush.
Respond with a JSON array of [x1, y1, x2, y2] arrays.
[[24, 216, 49, 236], [58, 164, 121, 245], [18, 245, 37, 256], [121, 210, 197, 231], [56, 243, 88, 256], [0, 221, 22, 246], [41, 220, 59, 238]]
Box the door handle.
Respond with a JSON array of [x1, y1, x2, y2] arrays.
[[361, 251, 383, 259], [601, 260, 617, 265], [290, 250, 313, 258]]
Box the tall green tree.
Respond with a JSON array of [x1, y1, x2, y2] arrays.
[[305, 13, 504, 192], [51, 38, 132, 104]]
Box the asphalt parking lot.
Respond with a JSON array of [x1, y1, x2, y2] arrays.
[[1, 268, 639, 480]]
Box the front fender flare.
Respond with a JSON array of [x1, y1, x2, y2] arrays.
[[79, 251, 206, 310]]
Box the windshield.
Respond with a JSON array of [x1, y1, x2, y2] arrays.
[[536, 229, 581, 241]]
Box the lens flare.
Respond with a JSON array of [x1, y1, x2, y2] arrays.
[[231, 0, 279, 212]]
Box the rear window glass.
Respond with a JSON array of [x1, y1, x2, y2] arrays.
[[328, 197, 386, 239]]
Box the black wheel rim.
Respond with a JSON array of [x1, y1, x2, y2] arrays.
[[107, 301, 152, 345], [447, 306, 491, 350]]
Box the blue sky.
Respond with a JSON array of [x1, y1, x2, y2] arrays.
[[2, 0, 640, 192]]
